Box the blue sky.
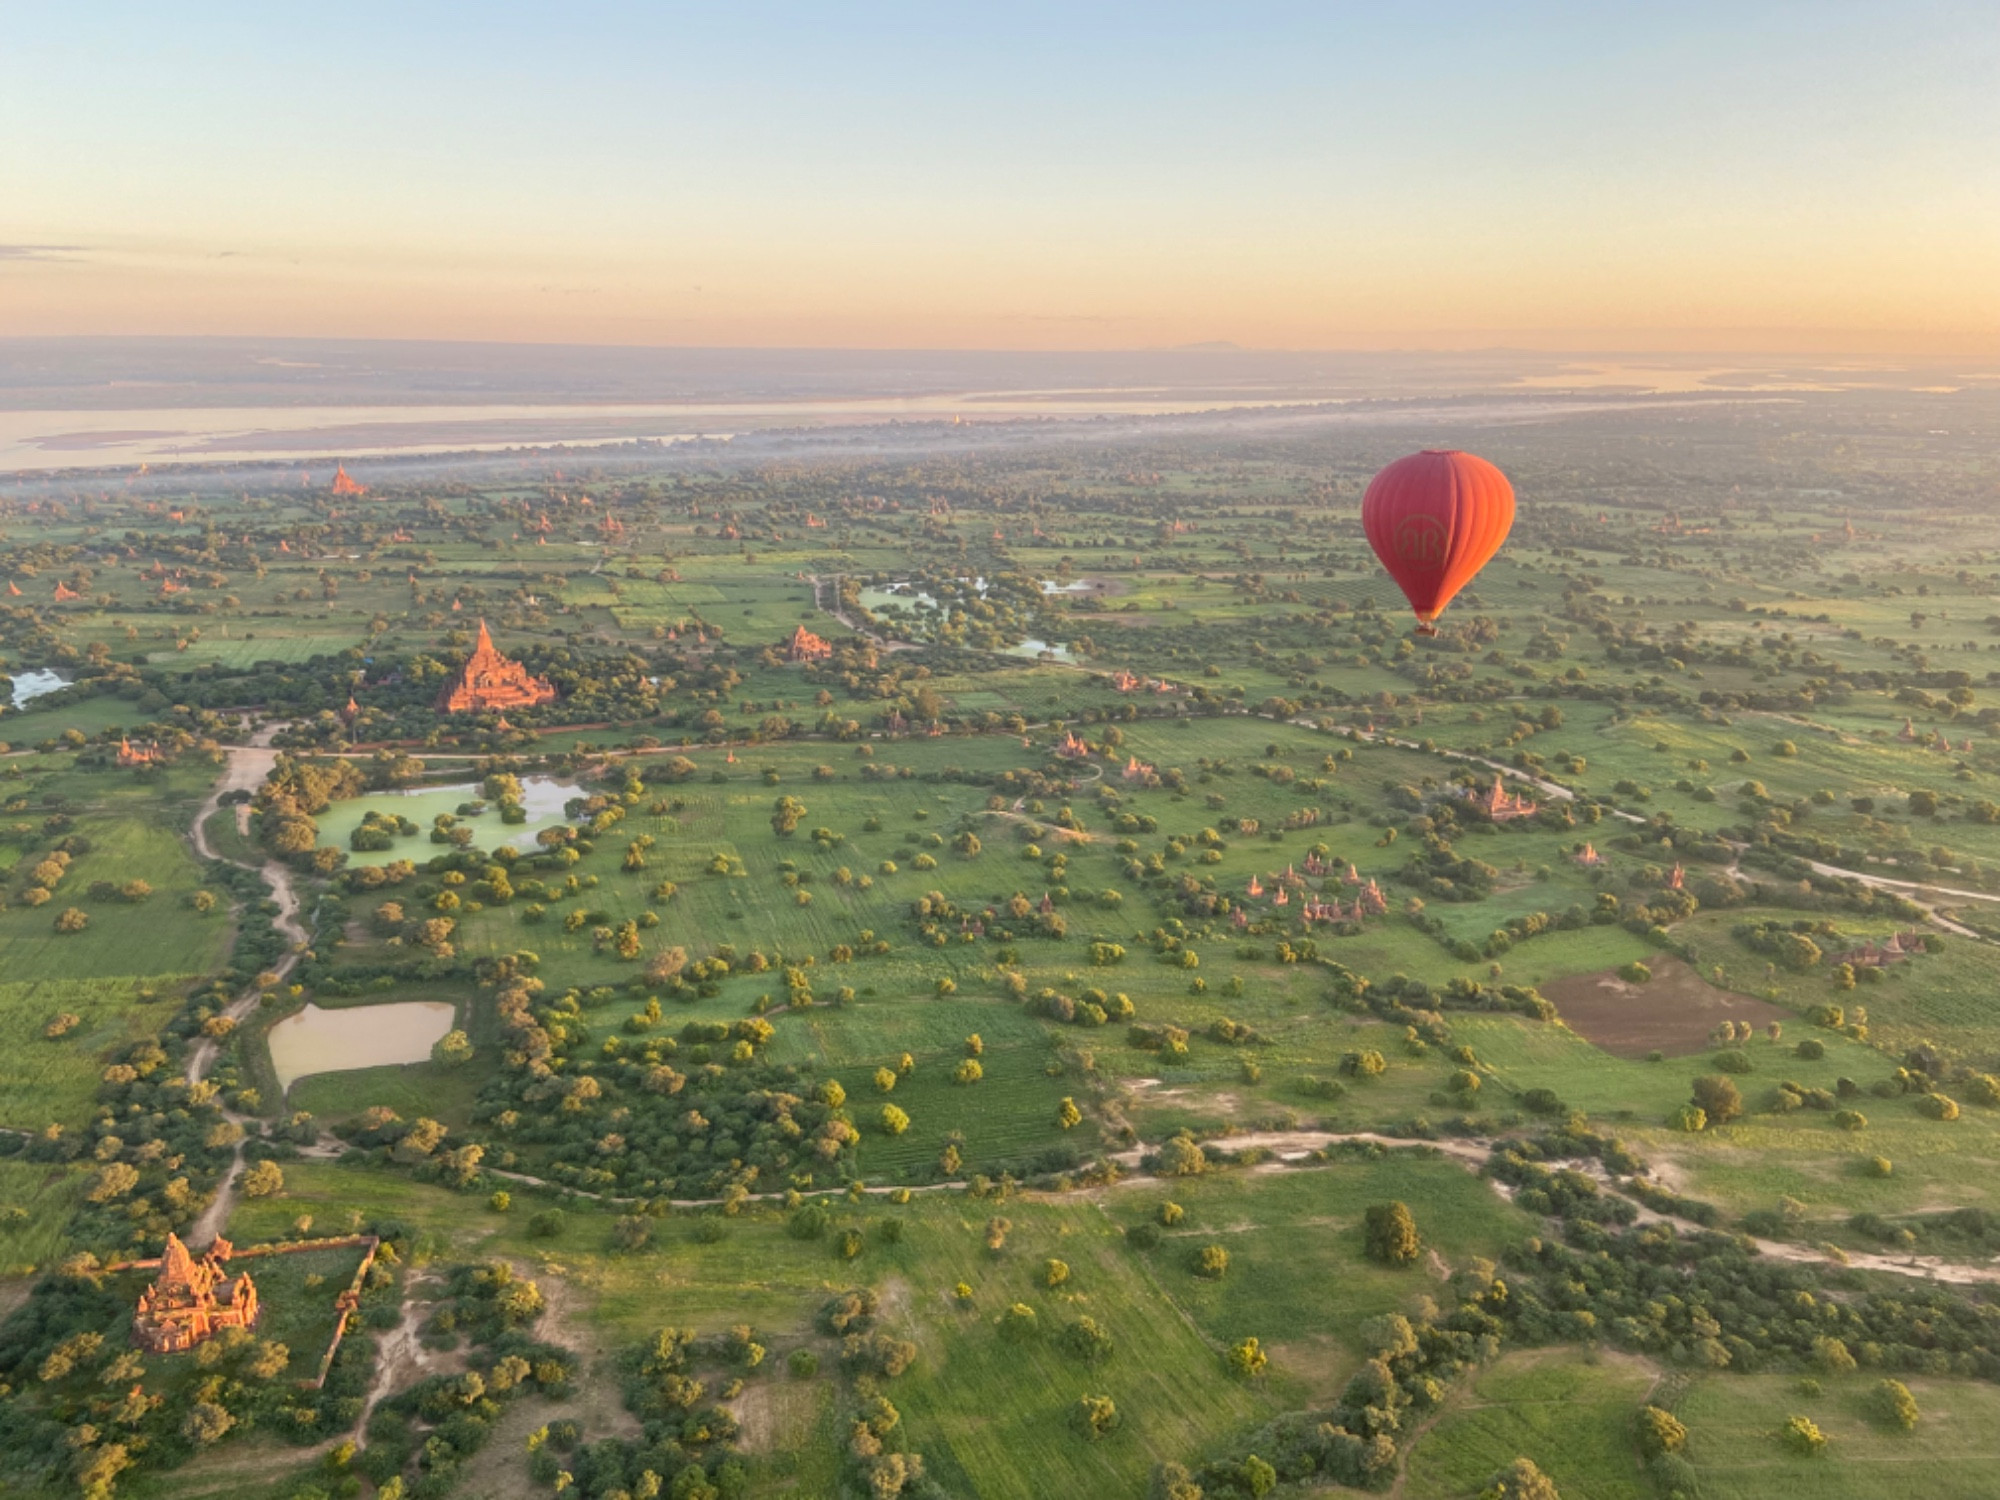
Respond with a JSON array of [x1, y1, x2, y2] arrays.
[[3, 2, 1994, 349]]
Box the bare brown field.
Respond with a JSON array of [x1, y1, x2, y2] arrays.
[[1544, 955, 1790, 1058]]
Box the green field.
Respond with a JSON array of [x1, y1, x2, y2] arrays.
[[8, 397, 2000, 1497]]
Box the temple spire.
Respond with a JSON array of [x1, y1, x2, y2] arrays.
[[157, 1233, 197, 1288]]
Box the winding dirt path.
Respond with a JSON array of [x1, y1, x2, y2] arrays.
[[1111, 1128, 2000, 1288], [184, 730, 314, 1248]]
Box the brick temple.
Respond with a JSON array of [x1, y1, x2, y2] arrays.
[[436, 621, 557, 713], [132, 1234, 259, 1353], [787, 624, 834, 663]]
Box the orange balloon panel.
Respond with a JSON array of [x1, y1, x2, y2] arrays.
[[1361, 449, 1514, 629]]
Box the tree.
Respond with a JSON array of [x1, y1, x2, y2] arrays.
[[771, 795, 807, 836], [1194, 1244, 1230, 1279], [1057, 1097, 1082, 1130], [1226, 1336, 1267, 1378], [88, 1163, 140, 1203], [1876, 1378, 1920, 1430], [1073, 1393, 1119, 1440], [1157, 1136, 1208, 1176], [1481, 1457, 1560, 1499], [1637, 1405, 1686, 1457], [1783, 1415, 1827, 1455], [880, 1105, 910, 1136], [73, 1441, 131, 1500], [432, 1029, 473, 1067], [54, 907, 89, 934], [1364, 1201, 1421, 1266], [527, 1208, 567, 1239], [241, 1160, 285, 1198], [998, 1303, 1038, 1341], [1690, 1074, 1743, 1125], [1060, 1316, 1114, 1365], [1239, 1456, 1277, 1498], [181, 1400, 235, 1446], [247, 1340, 290, 1379]]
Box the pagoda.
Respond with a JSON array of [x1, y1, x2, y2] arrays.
[[330, 464, 367, 496], [436, 621, 556, 713], [132, 1234, 259, 1353], [787, 625, 834, 663], [1480, 780, 1537, 822]]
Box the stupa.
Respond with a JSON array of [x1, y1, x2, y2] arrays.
[[436, 621, 556, 713]]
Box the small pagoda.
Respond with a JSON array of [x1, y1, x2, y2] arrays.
[[436, 621, 557, 714], [330, 464, 367, 496], [133, 1234, 259, 1354]]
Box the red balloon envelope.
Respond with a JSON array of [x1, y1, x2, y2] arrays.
[[1361, 449, 1515, 633]]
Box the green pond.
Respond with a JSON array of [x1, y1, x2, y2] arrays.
[[315, 777, 584, 865]]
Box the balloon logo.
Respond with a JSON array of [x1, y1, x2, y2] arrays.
[[1392, 514, 1449, 568], [1362, 449, 1514, 634]]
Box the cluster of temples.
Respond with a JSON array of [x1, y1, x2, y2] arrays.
[[1830, 931, 1929, 968], [435, 621, 557, 713]]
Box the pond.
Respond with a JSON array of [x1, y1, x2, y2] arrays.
[[10, 669, 71, 708], [857, 577, 990, 615], [265, 1000, 457, 1092], [314, 776, 583, 865], [1003, 638, 1078, 663]]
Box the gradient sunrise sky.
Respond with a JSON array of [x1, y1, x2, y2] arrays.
[[3, 1, 1995, 352]]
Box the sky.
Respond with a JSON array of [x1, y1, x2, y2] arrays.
[[2, 1, 1996, 353]]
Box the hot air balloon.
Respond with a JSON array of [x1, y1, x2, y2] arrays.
[[1361, 450, 1514, 634]]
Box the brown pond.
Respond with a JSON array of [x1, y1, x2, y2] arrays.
[[1542, 956, 1792, 1059]]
